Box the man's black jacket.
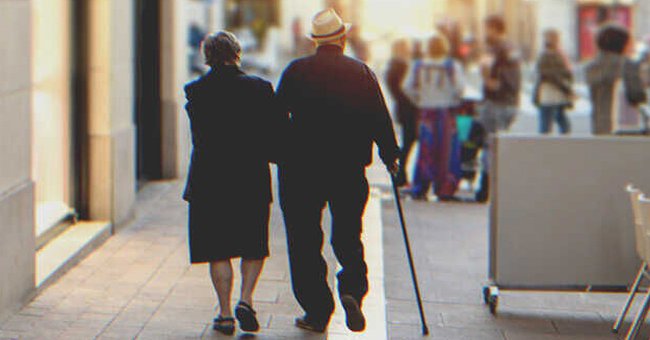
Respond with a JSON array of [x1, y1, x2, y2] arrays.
[[276, 45, 399, 169]]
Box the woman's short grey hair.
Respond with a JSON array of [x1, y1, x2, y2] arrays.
[[203, 31, 242, 67]]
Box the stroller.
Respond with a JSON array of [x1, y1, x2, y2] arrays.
[[455, 100, 486, 185]]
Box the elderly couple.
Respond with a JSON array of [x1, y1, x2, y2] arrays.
[[183, 9, 399, 335]]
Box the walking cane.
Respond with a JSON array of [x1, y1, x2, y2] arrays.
[[390, 173, 430, 336]]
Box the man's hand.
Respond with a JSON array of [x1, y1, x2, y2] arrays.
[[387, 160, 399, 177]]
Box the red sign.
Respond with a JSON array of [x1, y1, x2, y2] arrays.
[[578, 5, 632, 60]]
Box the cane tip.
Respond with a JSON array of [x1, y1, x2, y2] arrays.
[[422, 325, 430, 335]]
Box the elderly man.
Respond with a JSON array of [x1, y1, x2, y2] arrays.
[[276, 8, 399, 333]]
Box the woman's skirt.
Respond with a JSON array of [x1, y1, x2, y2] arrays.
[[412, 108, 462, 198], [188, 199, 270, 263]]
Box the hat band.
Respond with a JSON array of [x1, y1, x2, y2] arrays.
[[311, 24, 346, 39]]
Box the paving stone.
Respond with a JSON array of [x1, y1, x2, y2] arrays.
[[96, 325, 143, 339], [381, 198, 646, 339], [388, 324, 505, 340], [0, 330, 22, 339]]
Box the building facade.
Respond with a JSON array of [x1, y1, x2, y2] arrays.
[[0, 0, 337, 322], [0, 0, 188, 321]]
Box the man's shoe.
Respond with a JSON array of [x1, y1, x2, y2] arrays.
[[340, 294, 366, 332], [295, 315, 327, 333]]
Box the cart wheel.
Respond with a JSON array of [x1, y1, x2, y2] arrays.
[[483, 285, 499, 315], [482, 286, 490, 304], [488, 294, 498, 315]]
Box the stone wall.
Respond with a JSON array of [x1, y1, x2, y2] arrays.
[[0, 0, 36, 321]]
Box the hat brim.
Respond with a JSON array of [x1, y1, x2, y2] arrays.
[[307, 23, 352, 42]]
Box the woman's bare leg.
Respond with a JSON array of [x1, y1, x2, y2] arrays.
[[210, 260, 234, 317], [240, 259, 265, 306]]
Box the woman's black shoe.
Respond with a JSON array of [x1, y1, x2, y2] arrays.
[[340, 294, 366, 332], [295, 315, 327, 333], [235, 301, 260, 332], [213, 316, 235, 335]]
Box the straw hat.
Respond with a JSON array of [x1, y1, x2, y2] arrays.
[[308, 8, 351, 43]]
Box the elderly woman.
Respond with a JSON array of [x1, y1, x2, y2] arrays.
[[404, 34, 464, 201], [586, 24, 646, 134], [183, 31, 284, 335]]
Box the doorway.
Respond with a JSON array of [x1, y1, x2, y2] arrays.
[[31, 0, 76, 237], [135, 0, 163, 182]]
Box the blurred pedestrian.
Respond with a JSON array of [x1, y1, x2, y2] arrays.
[[183, 31, 286, 335], [188, 22, 206, 75], [640, 49, 650, 89], [276, 8, 399, 333], [348, 25, 370, 62], [533, 29, 573, 135], [292, 17, 303, 55], [437, 19, 463, 62], [586, 24, 647, 135], [385, 39, 418, 187], [476, 15, 521, 203], [403, 33, 464, 201]]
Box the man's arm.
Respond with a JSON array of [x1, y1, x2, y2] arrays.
[[366, 67, 400, 171], [273, 63, 297, 164]]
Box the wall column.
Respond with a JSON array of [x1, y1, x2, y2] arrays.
[[87, 0, 136, 227], [161, 0, 191, 178], [0, 0, 35, 321]]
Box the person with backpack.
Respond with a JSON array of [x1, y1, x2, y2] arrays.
[[404, 33, 464, 201], [586, 24, 647, 135], [533, 29, 574, 135]]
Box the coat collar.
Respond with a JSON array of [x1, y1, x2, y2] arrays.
[[207, 64, 244, 79], [316, 44, 344, 56]]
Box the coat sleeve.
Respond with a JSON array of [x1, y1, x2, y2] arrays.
[[273, 63, 298, 164], [261, 81, 290, 164], [624, 60, 648, 105], [586, 57, 622, 87], [365, 67, 400, 166], [184, 84, 201, 148], [183, 84, 196, 202], [499, 60, 521, 98]]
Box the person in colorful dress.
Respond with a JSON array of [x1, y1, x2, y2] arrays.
[[404, 33, 464, 201]]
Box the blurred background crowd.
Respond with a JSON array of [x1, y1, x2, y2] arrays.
[[185, 0, 650, 202]]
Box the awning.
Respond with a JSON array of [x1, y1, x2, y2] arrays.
[[577, 0, 637, 5]]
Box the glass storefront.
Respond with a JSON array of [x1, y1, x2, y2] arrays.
[[31, 0, 74, 236]]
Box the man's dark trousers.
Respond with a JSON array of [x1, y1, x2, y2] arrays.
[[279, 165, 369, 323]]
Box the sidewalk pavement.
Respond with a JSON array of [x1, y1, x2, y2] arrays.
[[0, 168, 388, 340], [1, 164, 649, 339], [381, 199, 650, 340]]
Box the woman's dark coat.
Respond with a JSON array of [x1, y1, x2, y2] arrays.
[[183, 65, 285, 204]]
